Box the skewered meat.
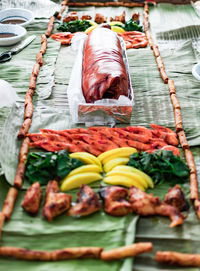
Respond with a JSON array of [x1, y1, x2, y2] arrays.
[[129, 186, 185, 227], [94, 13, 107, 24], [21, 182, 42, 214], [42, 180, 71, 221], [68, 185, 101, 216], [101, 242, 153, 261], [99, 186, 132, 216], [82, 27, 129, 103], [164, 185, 189, 212], [110, 11, 126, 23], [81, 15, 92, 20]]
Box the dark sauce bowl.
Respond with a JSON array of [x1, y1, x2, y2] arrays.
[[0, 24, 27, 46]]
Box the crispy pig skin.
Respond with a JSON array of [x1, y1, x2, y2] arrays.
[[164, 185, 189, 212], [82, 27, 128, 103], [129, 186, 185, 227], [21, 182, 42, 214], [68, 185, 101, 216], [99, 186, 132, 216]]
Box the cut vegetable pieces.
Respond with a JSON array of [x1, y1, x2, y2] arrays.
[[61, 173, 102, 191], [103, 176, 145, 191]]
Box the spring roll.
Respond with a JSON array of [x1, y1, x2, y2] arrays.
[[143, 11, 148, 20], [101, 242, 153, 261], [174, 109, 183, 132], [155, 251, 200, 266], [25, 93, 32, 107], [41, 34, 47, 44], [24, 102, 34, 119], [29, 75, 36, 90], [177, 130, 188, 149], [14, 137, 30, 188], [124, 3, 143, 7], [45, 16, 55, 37], [0, 212, 5, 240], [2, 188, 18, 220], [17, 118, 32, 139], [185, 149, 196, 174], [144, 3, 149, 14], [168, 79, 176, 95], [156, 56, 164, 71], [32, 63, 40, 77], [40, 40, 47, 55], [148, 38, 154, 49], [160, 67, 168, 84], [170, 94, 181, 109], [61, 0, 68, 5], [0, 247, 52, 261], [194, 199, 200, 219], [36, 52, 43, 66], [153, 45, 160, 57], [52, 247, 103, 260], [190, 173, 199, 201], [143, 21, 149, 32]]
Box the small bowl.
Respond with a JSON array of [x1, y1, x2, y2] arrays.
[[192, 63, 200, 81], [0, 24, 27, 46], [0, 8, 34, 27]]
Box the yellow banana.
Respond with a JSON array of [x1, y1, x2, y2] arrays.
[[109, 21, 124, 26], [103, 157, 129, 173], [67, 165, 102, 178], [111, 165, 154, 188], [103, 176, 145, 191], [106, 170, 148, 189], [98, 147, 137, 164], [61, 172, 102, 191]]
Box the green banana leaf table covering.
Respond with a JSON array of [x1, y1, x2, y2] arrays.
[[0, 2, 200, 270]]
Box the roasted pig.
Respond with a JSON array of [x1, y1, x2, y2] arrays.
[[21, 182, 42, 214], [82, 27, 129, 103], [129, 186, 185, 227], [68, 185, 101, 216], [164, 185, 189, 212], [42, 180, 71, 221], [99, 186, 132, 216]]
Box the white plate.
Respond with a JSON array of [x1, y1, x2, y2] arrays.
[[0, 24, 27, 46], [192, 63, 200, 81], [0, 8, 34, 27]]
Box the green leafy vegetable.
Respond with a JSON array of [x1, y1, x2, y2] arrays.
[[128, 150, 190, 185], [57, 20, 92, 33], [25, 150, 83, 185], [123, 19, 143, 32]]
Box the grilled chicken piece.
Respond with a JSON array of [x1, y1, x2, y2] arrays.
[[63, 12, 78, 23], [21, 182, 42, 214], [68, 185, 101, 216], [95, 13, 107, 24], [99, 186, 132, 216], [42, 180, 71, 221], [110, 11, 126, 23], [81, 15, 92, 20], [132, 11, 140, 22], [129, 186, 185, 227], [164, 185, 189, 212]]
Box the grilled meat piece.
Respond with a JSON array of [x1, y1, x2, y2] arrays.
[[82, 27, 129, 103], [42, 180, 71, 221], [110, 11, 126, 23], [21, 182, 42, 214], [81, 15, 92, 20], [68, 185, 101, 216], [129, 186, 185, 227], [94, 13, 107, 24], [132, 11, 140, 22], [99, 186, 132, 216], [164, 185, 189, 212], [63, 12, 78, 23]]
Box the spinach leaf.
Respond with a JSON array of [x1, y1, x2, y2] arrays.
[[123, 19, 143, 32], [128, 150, 190, 186], [25, 150, 83, 185], [57, 20, 92, 33]]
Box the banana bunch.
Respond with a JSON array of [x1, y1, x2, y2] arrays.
[[97, 147, 137, 172], [103, 165, 154, 191], [61, 152, 102, 191]]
